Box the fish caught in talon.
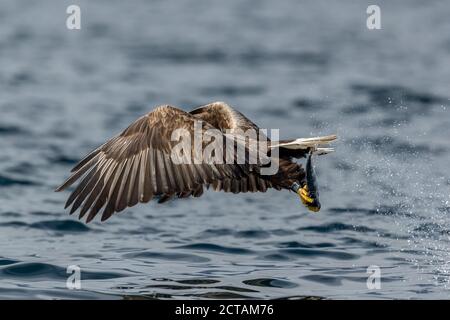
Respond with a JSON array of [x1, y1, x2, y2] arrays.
[[290, 150, 322, 212]]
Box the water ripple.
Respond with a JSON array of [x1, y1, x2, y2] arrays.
[[175, 243, 254, 255], [280, 248, 358, 260], [243, 278, 298, 288], [124, 251, 210, 263], [0, 174, 38, 187], [30, 220, 91, 232], [297, 222, 375, 233]]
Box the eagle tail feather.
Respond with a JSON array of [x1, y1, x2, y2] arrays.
[[271, 134, 337, 153]]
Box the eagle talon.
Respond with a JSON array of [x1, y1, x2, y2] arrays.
[[291, 182, 321, 213], [299, 185, 314, 204], [299, 185, 320, 212]]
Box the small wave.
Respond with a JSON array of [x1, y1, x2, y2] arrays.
[[144, 283, 258, 294], [234, 230, 271, 239], [270, 229, 297, 236], [0, 124, 27, 135], [30, 211, 59, 217], [0, 219, 91, 233], [341, 104, 370, 115], [0, 221, 28, 228], [328, 206, 410, 217], [281, 248, 358, 260], [0, 261, 129, 280], [0, 174, 38, 187], [278, 295, 325, 300], [177, 279, 220, 285], [45, 145, 80, 166], [0, 258, 19, 266], [191, 291, 255, 299], [243, 278, 297, 288], [124, 251, 210, 263], [175, 243, 254, 254], [339, 237, 387, 249], [46, 154, 79, 166], [197, 228, 234, 238], [297, 222, 375, 233], [351, 84, 446, 107], [5, 162, 36, 175], [200, 85, 264, 97], [276, 241, 336, 249], [197, 227, 270, 240], [29, 220, 90, 232], [292, 98, 324, 110], [126, 44, 328, 66], [260, 108, 289, 118], [328, 207, 377, 214], [258, 253, 291, 261], [0, 211, 21, 218], [0, 262, 67, 279], [301, 274, 342, 286], [214, 285, 259, 293], [120, 227, 161, 235]]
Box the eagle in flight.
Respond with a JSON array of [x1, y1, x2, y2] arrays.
[[56, 102, 336, 223]]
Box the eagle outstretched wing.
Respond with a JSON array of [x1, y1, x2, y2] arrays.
[[56, 105, 259, 222]]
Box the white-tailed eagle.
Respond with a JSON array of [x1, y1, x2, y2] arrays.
[[56, 102, 336, 222]]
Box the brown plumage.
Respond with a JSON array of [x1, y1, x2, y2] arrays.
[[56, 101, 334, 223]]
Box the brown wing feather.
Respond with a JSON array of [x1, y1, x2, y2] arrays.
[[56, 105, 255, 222], [207, 158, 304, 194]]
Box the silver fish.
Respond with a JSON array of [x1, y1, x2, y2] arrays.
[[306, 151, 321, 210], [290, 150, 321, 211]]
